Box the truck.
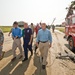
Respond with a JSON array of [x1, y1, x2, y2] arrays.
[[65, 14, 75, 51]]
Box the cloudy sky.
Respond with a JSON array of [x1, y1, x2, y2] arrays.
[[0, 0, 73, 26]]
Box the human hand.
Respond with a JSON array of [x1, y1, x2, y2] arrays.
[[8, 34, 10, 36], [0, 43, 3, 46], [49, 44, 52, 48], [36, 42, 39, 47], [28, 42, 31, 45]]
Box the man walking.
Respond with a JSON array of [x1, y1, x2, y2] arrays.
[[0, 28, 5, 60], [11, 21, 23, 61], [22, 22, 33, 62], [30, 23, 34, 35], [36, 23, 52, 69], [52, 25, 55, 33]]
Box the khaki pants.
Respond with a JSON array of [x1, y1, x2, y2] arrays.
[[12, 38, 22, 57], [39, 42, 49, 65]]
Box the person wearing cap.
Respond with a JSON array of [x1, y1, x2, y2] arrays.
[[22, 22, 33, 62], [36, 23, 52, 69], [0, 28, 5, 60], [11, 21, 23, 61]]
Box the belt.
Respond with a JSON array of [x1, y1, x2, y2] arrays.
[[14, 37, 20, 39], [40, 41, 48, 43]]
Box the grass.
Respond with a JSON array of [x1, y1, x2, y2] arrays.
[[0, 26, 12, 33], [0, 26, 23, 33], [56, 27, 65, 33]]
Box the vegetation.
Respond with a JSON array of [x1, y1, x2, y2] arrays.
[[56, 27, 65, 33], [66, 0, 75, 17], [0, 26, 23, 33], [0, 26, 12, 33]]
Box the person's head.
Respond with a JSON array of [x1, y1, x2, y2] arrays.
[[36, 23, 39, 26], [41, 23, 46, 30], [31, 23, 33, 26], [13, 21, 18, 28], [40, 22, 41, 26], [24, 22, 28, 28]]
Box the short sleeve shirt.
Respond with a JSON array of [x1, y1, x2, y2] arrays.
[[22, 28, 32, 40]]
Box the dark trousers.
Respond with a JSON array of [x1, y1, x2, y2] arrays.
[[23, 40, 32, 59]]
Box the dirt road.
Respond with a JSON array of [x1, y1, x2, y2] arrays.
[[0, 30, 75, 75]]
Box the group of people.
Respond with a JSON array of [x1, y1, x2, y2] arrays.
[[0, 21, 52, 69], [8, 22, 33, 62]]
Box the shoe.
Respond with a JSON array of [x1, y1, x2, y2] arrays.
[[31, 50, 33, 56], [42, 57, 43, 62], [35, 46, 37, 53], [19, 55, 23, 59], [11, 57, 16, 61], [0, 51, 5, 60], [2, 51, 5, 58], [42, 65, 46, 69], [22, 58, 28, 62], [0, 55, 2, 60]]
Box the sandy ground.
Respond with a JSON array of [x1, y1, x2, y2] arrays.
[[0, 30, 75, 75]]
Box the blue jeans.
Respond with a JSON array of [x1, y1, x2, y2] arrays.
[[23, 40, 32, 59]]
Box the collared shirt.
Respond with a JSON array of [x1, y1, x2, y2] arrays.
[[0, 28, 4, 44], [36, 28, 52, 43], [12, 27, 22, 38], [22, 28, 32, 40]]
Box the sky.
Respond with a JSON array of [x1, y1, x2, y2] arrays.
[[0, 0, 73, 26]]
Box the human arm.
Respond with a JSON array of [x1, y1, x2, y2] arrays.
[[48, 31, 52, 48], [8, 28, 12, 36], [17, 29, 22, 38], [28, 29, 33, 45], [36, 31, 40, 47]]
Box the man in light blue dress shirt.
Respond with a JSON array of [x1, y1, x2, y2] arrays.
[[36, 23, 52, 69], [11, 21, 23, 61]]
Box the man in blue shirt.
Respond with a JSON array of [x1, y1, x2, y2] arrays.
[[22, 22, 33, 62], [11, 21, 23, 61], [36, 23, 52, 69]]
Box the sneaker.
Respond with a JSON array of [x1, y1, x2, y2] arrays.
[[42, 57, 43, 62], [2, 51, 5, 57], [42, 65, 46, 69], [0, 51, 5, 60], [35, 46, 37, 53], [11, 57, 16, 61], [0, 55, 2, 60], [22, 58, 28, 62]]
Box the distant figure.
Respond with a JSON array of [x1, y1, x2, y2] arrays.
[[22, 22, 33, 62], [47, 25, 51, 29], [11, 21, 23, 61], [0, 28, 5, 60], [30, 23, 34, 35], [36, 23, 52, 69], [52, 25, 55, 32], [34, 23, 41, 53], [35, 23, 40, 37], [30, 23, 34, 43]]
